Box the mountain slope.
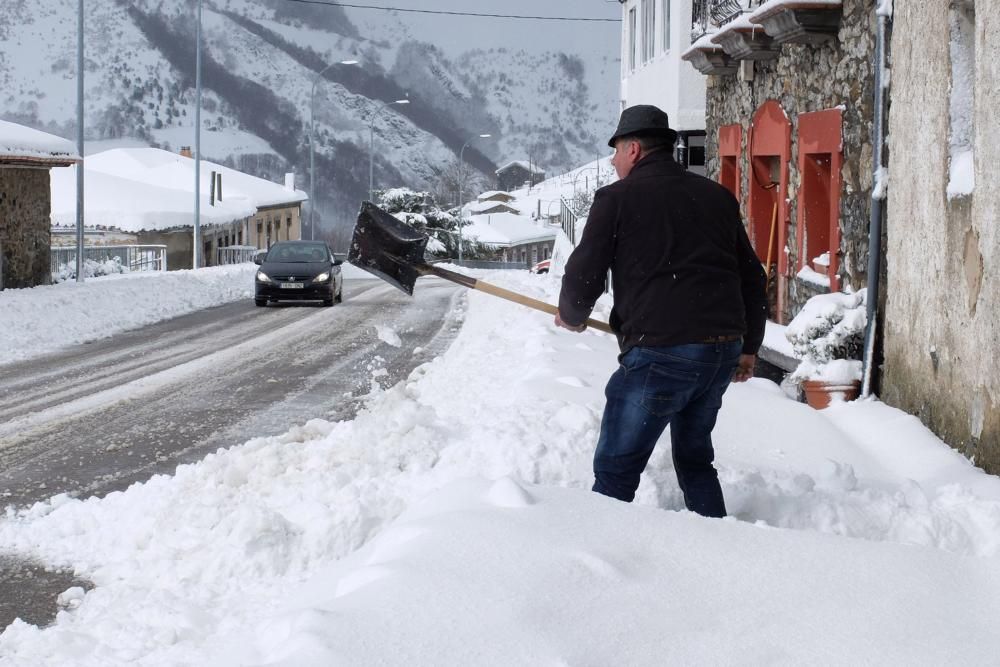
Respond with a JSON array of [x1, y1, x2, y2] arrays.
[[0, 0, 620, 242]]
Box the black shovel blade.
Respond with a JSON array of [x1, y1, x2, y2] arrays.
[[348, 201, 430, 296]]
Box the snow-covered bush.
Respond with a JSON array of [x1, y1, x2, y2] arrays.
[[377, 187, 496, 260], [786, 290, 867, 384], [55, 256, 127, 282]]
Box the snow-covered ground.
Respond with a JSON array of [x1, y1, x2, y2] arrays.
[[2, 267, 999, 665], [0, 263, 371, 367]]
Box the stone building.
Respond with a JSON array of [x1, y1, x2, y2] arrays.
[[0, 120, 79, 289], [682, 0, 874, 323], [881, 0, 999, 472]]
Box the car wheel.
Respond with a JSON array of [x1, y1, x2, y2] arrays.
[[335, 287, 343, 303], [254, 298, 267, 307]]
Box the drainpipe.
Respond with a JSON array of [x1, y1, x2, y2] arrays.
[[861, 1, 892, 398]]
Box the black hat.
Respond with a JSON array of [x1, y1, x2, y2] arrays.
[[608, 104, 677, 148]]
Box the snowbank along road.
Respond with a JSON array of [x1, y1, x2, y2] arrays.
[[0, 278, 461, 627]]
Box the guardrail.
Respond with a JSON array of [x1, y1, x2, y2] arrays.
[[50, 244, 167, 280], [560, 197, 581, 246], [217, 245, 260, 265]]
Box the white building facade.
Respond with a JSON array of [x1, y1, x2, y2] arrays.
[[618, 0, 707, 172]]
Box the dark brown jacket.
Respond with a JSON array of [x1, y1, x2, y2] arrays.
[[559, 151, 767, 356]]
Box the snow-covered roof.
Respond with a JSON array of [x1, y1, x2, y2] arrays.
[[50, 147, 307, 232], [682, 30, 724, 58], [749, 0, 842, 22], [466, 200, 520, 215], [476, 190, 515, 202], [495, 160, 545, 175], [0, 119, 79, 166], [463, 212, 556, 247], [711, 12, 765, 39]]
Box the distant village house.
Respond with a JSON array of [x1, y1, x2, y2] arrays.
[[495, 161, 545, 193]]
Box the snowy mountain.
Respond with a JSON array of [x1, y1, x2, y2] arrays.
[[0, 0, 620, 242]]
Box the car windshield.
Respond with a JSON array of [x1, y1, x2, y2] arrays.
[[266, 244, 329, 263]]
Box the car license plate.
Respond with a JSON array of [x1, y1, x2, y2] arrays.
[[280, 282, 304, 289]]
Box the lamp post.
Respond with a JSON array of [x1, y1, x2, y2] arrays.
[[75, 0, 84, 282], [193, 0, 201, 270], [367, 98, 410, 202], [309, 58, 359, 241], [457, 133, 491, 264]]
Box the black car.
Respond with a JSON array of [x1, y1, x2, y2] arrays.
[[253, 241, 344, 307]]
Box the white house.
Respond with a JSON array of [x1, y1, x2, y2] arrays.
[[50, 147, 308, 269], [618, 0, 707, 173], [463, 212, 557, 267]]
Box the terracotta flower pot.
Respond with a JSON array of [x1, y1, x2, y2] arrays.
[[802, 379, 861, 409]]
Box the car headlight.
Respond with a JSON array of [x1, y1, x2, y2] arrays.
[[256, 270, 271, 282], [313, 271, 330, 283]]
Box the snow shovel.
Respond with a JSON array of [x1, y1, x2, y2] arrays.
[[348, 201, 614, 334]]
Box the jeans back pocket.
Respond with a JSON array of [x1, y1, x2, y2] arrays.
[[640, 362, 700, 417]]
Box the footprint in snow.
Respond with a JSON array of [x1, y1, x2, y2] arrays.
[[555, 376, 588, 388]]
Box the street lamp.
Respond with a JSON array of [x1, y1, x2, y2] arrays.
[[309, 58, 359, 241], [368, 98, 410, 201], [457, 133, 491, 264]]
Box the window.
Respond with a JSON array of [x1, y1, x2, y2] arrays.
[[641, 0, 656, 63], [661, 0, 671, 52], [628, 8, 637, 71], [287, 216, 293, 240]]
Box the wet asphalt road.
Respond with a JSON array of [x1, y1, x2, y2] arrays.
[[0, 277, 462, 629]]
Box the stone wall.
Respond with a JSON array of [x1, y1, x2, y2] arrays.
[[704, 0, 876, 319], [883, 0, 1000, 472], [0, 168, 53, 289]]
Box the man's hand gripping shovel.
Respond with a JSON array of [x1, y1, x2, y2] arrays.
[[348, 202, 613, 334]]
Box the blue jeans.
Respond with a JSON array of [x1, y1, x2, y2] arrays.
[[592, 341, 742, 517]]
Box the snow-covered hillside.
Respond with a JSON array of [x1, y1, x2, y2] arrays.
[[0, 0, 620, 242]]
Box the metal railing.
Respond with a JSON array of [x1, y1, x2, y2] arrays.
[[560, 197, 581, 246], [216, 245, 260, 265], [712, 0, 752, 25], [693, 0, 759, 40], [692, 0, 712, 39], [50, 244, 167, 279]]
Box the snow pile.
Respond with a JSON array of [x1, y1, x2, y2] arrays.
[[219, 478, 1000, 666], [0, 265, 257, 366], [1, 272, 999, 664], [0, 119, 78, 161], [785, 290, 867, 383], [53, 256, 127, 283]]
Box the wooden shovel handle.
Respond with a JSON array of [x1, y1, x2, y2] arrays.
[[422, 264, 615, 335]]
